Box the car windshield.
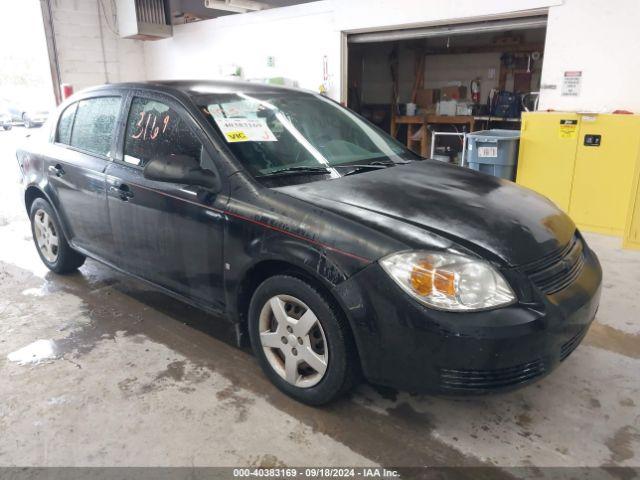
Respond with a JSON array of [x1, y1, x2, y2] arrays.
[[196, 91, 418, 179]]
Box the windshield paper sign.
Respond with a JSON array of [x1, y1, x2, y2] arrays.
[[213, 117, 277, 143]]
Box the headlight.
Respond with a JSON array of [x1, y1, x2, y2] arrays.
[[380, 251, 516, 311]]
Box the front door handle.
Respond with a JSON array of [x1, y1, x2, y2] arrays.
[[48, 164, 65, 177], [109, 184, 134, 201]]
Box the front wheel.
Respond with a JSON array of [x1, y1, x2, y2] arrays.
[[248, 275, 358, 405], [23, 116, 32, 128], [2, 125, 11, 131], [29, 198, 85, 274]]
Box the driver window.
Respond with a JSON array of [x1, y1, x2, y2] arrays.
[[123, 97, 203, 167]]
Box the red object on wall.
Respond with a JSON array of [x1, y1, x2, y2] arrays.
[[470, 78, 481, 104], [61, 84, 74, 100]]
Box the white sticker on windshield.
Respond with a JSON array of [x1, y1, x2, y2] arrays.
[[214, 117, 277, 143]]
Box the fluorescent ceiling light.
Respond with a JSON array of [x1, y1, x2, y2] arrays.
[[203, 0, 268, 13]]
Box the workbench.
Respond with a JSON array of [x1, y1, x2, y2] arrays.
[[391, 114, 521, 157]]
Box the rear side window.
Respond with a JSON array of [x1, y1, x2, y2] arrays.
[[70, 96, 121, 156], [123, 97, 203, 167], [56, 103, 76, 145]]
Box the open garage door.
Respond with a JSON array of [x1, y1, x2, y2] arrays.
[[348, 15, 548, 44], [346, 14, 548, 162]]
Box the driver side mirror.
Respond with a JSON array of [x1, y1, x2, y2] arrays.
[[143, 154, 221, 193]]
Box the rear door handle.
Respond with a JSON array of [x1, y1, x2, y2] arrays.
[[48, 164, 65, 177], [109, 184, 134, 201]]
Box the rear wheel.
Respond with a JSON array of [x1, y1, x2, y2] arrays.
[[29, 198, 85, 273], [248, 275, 358, 405]]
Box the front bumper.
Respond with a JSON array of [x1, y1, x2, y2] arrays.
[[335, 242, 602, 394]]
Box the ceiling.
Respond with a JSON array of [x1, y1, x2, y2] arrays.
[[168, 0, 316, 24]]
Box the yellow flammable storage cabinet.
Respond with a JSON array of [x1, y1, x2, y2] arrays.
[[516, 112, 640, 245]]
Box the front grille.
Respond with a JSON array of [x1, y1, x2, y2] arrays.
[[522, 236, 585, 295], [560, 325, 589, 361], [439, 359, 546, 391]]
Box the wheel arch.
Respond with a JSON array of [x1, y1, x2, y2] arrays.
[[25, 185, 48, 213], [24, 185, 73, 241], [234, 258, 362, 366]]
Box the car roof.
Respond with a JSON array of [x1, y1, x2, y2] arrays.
[[83, 80, 309, 98]]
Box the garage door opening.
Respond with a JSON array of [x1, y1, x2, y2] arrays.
[[0, 0, 55, 124], [346, 15, 548, 162]]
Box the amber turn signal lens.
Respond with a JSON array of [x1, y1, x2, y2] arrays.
[[434, 269, 457, 296], [410, 261, 457, 297], [410, 261, 434, 295]]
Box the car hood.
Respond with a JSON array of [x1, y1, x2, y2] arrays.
[[275, 161, 575, 266]]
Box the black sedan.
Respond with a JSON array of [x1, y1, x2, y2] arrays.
[[16, 81, 602, 405]]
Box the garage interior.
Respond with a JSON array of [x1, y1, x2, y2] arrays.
[[1, 0, 640, 476], [347, 17, 547, 162]]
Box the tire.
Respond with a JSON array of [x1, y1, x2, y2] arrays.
[[248, 275, 358, 405], [23, 115, 32, 128], [29, 198, 85, 274], [2, 125, 10, 131]]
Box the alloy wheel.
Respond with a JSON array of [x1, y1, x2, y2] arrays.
[[33, 209, 59, 263], [258, 294, 328, 388]]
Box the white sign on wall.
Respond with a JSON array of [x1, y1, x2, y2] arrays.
[[561, 71, 582, 97]]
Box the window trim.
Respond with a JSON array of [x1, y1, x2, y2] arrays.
[[54, 102, 78, 146], [52, 93, 124, 161]]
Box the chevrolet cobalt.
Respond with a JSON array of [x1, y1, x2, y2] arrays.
[[16, 81, 602, 404]]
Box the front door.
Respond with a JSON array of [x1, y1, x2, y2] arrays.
[[43, 95, 122, 260], [105, 94, 227, 311]]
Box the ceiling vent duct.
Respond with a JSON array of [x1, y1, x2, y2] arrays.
[[117, 0, 172, 40]]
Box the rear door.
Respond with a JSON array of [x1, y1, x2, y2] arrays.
[[43, 94, 123, 260], [105, 92, 227, 311]]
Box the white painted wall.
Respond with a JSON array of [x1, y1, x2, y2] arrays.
[[51, 0, 146, 90], [538, 0, 640, 112], [140, 0, 640, 113], [144, 1, 342, 99], [333, 0, 559, 32]]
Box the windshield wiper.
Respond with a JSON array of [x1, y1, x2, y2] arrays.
[[339, 160, 412, 176], [256, 166, 331, 178], [257, 160, 413, 178]]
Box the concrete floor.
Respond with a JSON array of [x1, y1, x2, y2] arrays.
[[0, 127, 639, 472]]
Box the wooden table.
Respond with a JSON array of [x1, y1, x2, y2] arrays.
[[392, 114, 477, 157], [393, 115, 429, 157]]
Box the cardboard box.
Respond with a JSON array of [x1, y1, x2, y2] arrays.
[[416, 88, 440, 108], [436, 100, 458, 116], [441, 86, 467, 100]]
